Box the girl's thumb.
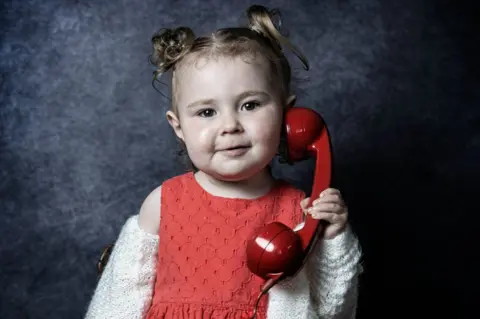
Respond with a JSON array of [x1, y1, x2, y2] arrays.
[[300, 197, 310, 210]]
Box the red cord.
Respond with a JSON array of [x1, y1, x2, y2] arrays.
[[248, 276, 284, 319], [249, 289, 267, 319]]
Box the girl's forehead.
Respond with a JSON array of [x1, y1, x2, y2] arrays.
[[179, 54, 270, 77], [176, 55, 272, 88], [173, 56, 276, 108]]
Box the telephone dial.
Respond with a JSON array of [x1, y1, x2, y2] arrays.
[[246, 106, 332, 318]]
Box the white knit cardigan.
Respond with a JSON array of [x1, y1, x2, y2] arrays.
[[85, 215, 362, 319]]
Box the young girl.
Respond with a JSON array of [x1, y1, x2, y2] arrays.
[[85, 4, 362, 319]]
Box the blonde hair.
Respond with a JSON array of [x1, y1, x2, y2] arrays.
[[149, 4, 309, 112]]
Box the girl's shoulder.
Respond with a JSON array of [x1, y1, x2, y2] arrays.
[[136, 172, 192, 235], [138, 184, 162, 235]]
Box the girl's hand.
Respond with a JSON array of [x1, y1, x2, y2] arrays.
[[300, 188, 348, 239]]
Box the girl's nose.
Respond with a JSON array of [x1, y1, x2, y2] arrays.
[[221, 112, 243, 134]]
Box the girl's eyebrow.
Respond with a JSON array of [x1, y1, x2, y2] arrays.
[[236, 90, 270, 100], [187, 98, 215, 109], [186, 91, 269, 109]]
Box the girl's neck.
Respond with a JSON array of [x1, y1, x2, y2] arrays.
[[194, 167, 275, 199]]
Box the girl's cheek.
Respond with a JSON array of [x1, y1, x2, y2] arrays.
[[188, 125, 216, 149], [197, 130, 211, 144], [252, 116, 282, 138]]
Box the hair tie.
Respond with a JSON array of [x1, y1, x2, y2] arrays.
[[269, 9, 288, 37]]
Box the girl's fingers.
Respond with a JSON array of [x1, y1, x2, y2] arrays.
[[320, 188, 341, 197], [309, 202, 345, 214], [313, 194, 343, 206], [300, 197, 310, 210], [309, 211, 347, 224]]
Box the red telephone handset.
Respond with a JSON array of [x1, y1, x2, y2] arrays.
[[245, 106, 332, 318]]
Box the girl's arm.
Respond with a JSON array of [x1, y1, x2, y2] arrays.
[[305, 224, 363, 319], [85, 187, 162, 319]]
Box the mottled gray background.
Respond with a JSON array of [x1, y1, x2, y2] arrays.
[[1, 0, 478, 318]]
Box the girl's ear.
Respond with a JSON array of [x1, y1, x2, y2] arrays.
[[286, 95, 296, 109], [166, 110, 184, 141]]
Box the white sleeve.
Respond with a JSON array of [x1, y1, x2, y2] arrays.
[[305, 225, 363, 319], [84, 215, 159, 319]]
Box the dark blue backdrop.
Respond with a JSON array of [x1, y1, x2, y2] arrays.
[[1, 0, 478, 318]]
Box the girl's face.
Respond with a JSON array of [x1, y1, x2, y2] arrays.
[[167, 55, 292, 182]]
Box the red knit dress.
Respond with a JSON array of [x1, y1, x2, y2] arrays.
[[146, 172, 305, 319]]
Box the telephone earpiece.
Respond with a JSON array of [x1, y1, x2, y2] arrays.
[[245, 107, 332, 317]]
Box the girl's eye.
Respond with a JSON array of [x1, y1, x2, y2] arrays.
[[198, 109, 216, 117], [242, 101, 260, 111]]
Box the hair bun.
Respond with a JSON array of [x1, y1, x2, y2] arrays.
[[246, 5, 309, 70], [150, 27, 195, 75], [246, 5, 279, 46]]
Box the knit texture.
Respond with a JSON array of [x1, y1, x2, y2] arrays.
[[84, 175, 362, 319], [146, 172, 305, 319], [84, 219, 362, 319], [84, 216, 159, 319]]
